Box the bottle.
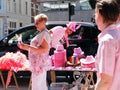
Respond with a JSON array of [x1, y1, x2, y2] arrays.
[[72, 53, 79, 64]]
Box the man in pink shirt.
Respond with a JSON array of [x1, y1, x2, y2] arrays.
[[117, 22, 120, 30], [49, 22, 80, 55], [94, 0, 120, 90], [116, 0, 120, 30]]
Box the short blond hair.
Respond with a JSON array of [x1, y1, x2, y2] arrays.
[[34, 13, 48, 23]]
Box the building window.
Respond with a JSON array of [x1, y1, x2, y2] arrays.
[[13, 0, 16, 13], [8, 21, 16, 33], [19, 22, 22, 27], [79, 0, 92, 10], [9, 21, 16, 29], [40, 0, 95, 12], [19, 0, 21, 13], [0, 0, 3, 11], [35, 4, 39, 14], [25, 1, 28, 15], [41, 2, 68, 12], [8, 0, 11, 11], [0, 0, 1, 9]]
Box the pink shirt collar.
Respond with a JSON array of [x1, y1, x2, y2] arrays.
[[117, 22, 120, 30], [98, 24, 117, 39]]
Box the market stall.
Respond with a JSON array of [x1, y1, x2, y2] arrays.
[[49, 45, 96, 90], [0, 45, 97, 90], [49, 66, 96, 90]]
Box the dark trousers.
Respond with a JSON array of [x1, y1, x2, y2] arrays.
[[49, 47, 56, 56]]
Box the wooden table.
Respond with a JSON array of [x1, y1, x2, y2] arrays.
[[50, 66, 96, 90], [0, 70, 31, 90], [0, 70, 6, 90], [0, 67, 96, 90]]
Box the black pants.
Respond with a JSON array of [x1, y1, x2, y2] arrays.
[[49, 47, 56, 56]]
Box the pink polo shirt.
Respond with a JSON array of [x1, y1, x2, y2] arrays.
[[117, 22, 120, 30], [50, 26, 65, 49], [95, 24, 120, 90]]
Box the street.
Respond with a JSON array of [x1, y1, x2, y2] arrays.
[[0, 85, 28, 90]]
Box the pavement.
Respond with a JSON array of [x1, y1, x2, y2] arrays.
[[0, 85, 28, 90]]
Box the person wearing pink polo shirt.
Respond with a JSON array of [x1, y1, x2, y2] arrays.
[[117, 22, 120, 30], [49, 22, 80, 55], [116, 0, 120, 30], [94, 0, 120, 90]]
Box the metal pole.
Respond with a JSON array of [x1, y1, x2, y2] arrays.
[[68, 3, 71, 21]]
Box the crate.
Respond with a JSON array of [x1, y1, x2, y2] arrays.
[[49, 82, 69, 90]]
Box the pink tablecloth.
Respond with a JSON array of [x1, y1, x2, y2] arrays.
[[50, 66, 96, 72]]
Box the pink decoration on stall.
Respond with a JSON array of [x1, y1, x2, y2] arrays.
[[0, 51, 30, 87], [0, 51, 29, 71], [80, 55, 95, 68], [52, 45, 67, 67]]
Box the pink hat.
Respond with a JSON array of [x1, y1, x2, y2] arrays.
[[73, 47, 84, 55], [66, 22, 81, 32], [56, 45, 64, 51], [80, 55, 95, 64], [80, 55, 95, 68]]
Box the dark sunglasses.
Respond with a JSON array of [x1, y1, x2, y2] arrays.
[[34, 22, 39, 25]]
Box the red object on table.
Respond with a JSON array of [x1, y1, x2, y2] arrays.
[[0, 51, 29, 71], [0, 51, 30, 88]]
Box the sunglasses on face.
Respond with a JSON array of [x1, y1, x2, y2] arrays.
[[34, 22, 40, 26]]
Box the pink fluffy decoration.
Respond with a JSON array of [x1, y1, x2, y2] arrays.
[[0, 51, 29, 72]]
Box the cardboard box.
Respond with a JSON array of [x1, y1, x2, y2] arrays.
[[50, 82, 69, 90]]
